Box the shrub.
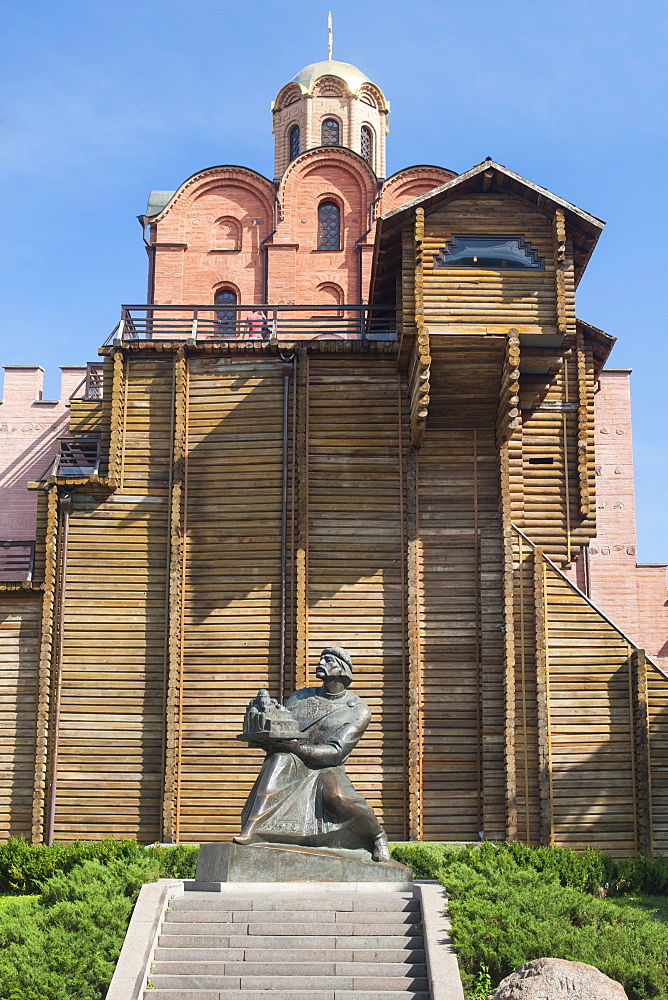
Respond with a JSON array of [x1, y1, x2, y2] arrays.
[[0, 838, 198, 895], [0, 840, 198, 1000], [390, 841, 668, 1000]]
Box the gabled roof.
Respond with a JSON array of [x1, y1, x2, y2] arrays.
[[374, 158, 606, 285]]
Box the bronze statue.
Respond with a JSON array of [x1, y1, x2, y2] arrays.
[[235, 646, 391, 862]]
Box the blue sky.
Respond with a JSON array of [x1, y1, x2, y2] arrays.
[[1, 0, 666, 561]]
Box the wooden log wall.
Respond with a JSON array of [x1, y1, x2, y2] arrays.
[[520, 350, 596, 566], [647, 661, 668, 856], [0, 595, 40, 838], [416, 427, 506, 842], [177, 356, 286, 841], [306, 357, 409, 838], [49, 355, 172, 840], [511, 527, 668, 856], [422, 195, 556, 325]]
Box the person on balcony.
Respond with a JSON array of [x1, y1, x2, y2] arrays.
[[246, 310, 266, 339]]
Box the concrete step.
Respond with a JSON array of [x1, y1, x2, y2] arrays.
[[165, 908, 420, 924], [154, 947, 426, 963], [149, 974, 430, 991], [144, 887, 432, 1000], [158, 933, 425, 950], [162, 920, 418, 937], [147, 992, 430, 1000], [171, 895, 419, 912], [152, 961, 428, 977]]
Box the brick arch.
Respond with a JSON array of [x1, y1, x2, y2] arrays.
[[278, 147, 377, 230], [274, 82, 303, 110], [379, 165, 458, 215], [316, 281, 344, 314], [150, 167, 275, 307], [151, 166, 275, 230], [312, 75, 346, 97], [213, 216, 242, 252], [358, 83, 387, 110]]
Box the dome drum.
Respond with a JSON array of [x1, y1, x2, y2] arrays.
[[273, 59, 388, 180]]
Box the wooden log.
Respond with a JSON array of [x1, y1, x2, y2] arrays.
[[31, 486, 58, 843], [630, 648, 653, 857]]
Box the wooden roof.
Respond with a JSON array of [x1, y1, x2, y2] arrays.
[[370, 159, 606, 302], [577, 318, 617, 377]]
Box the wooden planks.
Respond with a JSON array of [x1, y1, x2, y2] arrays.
[[648, 661, 668, 856], [50, 355, 174, 841], [306, 358, 409, 838], [0, 597, 40, 839], [417, 428, 505, 842], [178, 357, 286, 840]]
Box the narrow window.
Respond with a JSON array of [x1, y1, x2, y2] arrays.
[[321, 118, 340, 146], [361, 125, 373, 165], [215, 288, 238, 334], [289, 124, 300, 162], [318, 201, 341, 251]]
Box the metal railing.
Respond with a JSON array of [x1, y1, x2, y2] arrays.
[[68, 362, 105, 401], [105, 304, 397, 345], [0, 541, 35, 582]]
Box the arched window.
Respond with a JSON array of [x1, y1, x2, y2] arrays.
[[361, 126, 373, 165], [289, 124, 300, 162], [318, 201, 341, 251], [214, 288, 238, 335], [321, 118, 340, 146]]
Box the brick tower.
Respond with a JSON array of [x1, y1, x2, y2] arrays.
[[272, 59, 389, 180]]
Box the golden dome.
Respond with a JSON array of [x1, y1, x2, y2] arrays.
[[291, 60, 384, 101]]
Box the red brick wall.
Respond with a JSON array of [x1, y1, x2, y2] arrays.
[[579, 370, 667, 662], [0, 366, 85, 541]]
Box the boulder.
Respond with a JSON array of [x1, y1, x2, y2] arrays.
[[488, 957, 627, 999]]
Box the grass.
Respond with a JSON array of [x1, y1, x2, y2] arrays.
[[611, 894, 668, 924]]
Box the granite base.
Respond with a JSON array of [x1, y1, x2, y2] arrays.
[[188, 841, 412, 885]]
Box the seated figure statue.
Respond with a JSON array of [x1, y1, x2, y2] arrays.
[[234, 646, 391, 862]]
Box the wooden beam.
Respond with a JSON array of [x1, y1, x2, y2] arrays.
[[294, 350, 309, 690], [162, 349, 187, 843], [406, 448, 423, 840], [630, 648, 653, 857], [31, 486, 58, 842], [107, 350, 125, 488], [533, 546, 553, 846]]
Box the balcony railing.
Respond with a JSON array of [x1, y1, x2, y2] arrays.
[[69, 362, 105, 401], [105, 304, 397, 345], [0, 541, 35, 583]]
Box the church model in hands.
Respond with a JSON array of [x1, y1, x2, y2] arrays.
[[239, 689, 303, 741]]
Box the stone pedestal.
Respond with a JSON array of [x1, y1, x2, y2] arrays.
[[187, 841, 412, 886]]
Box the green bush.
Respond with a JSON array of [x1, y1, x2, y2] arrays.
[[0, 840, 198, 1000], [0, 838, 198, 896], [390, 841, 668, 1000]]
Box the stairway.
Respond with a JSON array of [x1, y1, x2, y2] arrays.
[[146, 885, 430, 999]]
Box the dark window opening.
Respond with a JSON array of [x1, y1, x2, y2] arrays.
[[361, 125, 373, 164], [434, 235, 544, 270], [528, 457, 554, 465], [289, 124, 300, 161], [215, 288, 238, 334], [321, 118, 340, 146], [318, 201, 341, 251], [56, 437, 101, 476], [0, 541, 35, 582]]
